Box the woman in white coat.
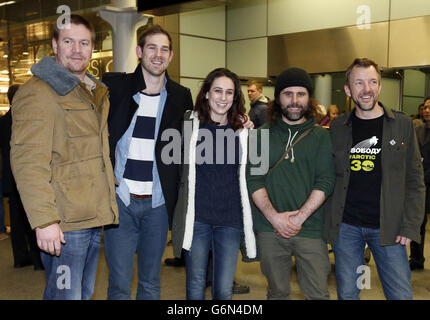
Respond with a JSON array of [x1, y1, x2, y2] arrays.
[[172, 68, 256, 300]]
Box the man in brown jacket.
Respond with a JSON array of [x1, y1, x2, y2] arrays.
[[10, 15, 118, 300]]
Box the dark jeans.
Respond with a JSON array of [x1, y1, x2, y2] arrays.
[[333, 223, 412, 300], [104, 195, 168, 300], [41, 228, 102, 300], [185, 221, 241, 300]]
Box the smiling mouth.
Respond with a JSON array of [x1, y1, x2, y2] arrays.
[[288, 107, 302, 112]]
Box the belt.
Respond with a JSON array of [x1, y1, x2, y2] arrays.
[[130, 193, 152, 199]]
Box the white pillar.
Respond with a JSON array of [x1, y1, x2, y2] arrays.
[[111, 0, 135, 7], [314, 74, 332, 110], [97, 1, 148, 73]]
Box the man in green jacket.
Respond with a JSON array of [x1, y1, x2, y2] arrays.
[[323, 58, 425, 300], [247, 67, 336, 300]]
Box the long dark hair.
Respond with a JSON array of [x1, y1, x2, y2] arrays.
[[194, 68, 246, 131]]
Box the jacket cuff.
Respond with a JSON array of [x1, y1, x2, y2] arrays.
[[32, 219, 61, 230], [399, 225, 421, 244]]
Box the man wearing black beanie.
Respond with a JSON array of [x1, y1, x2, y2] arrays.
[[246, 67, 336, 299]]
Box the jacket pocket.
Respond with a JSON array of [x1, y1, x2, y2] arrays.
[[385, 143, 406, 170], [12, 119, 44, 146], [53, 174, 97, 223], [60, 103, 98, 138]]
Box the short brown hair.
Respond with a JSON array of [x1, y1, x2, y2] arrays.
[[53, 14, 96, 44], [138, 24, 172, 51], [345, 58, 381, 86], [247, 80, 263, 91]]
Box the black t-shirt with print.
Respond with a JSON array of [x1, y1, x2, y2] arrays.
[[342, 112, 384, 229]]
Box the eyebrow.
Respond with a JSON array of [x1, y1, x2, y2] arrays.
[[63, 37, 90, 42], [146, 43, 169, 49], [283, 90, 306, 94], [213, 87, 233, 90], [353, 77, 378, 82]]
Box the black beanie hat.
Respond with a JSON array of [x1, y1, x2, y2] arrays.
[[274, 67, 313, 98]]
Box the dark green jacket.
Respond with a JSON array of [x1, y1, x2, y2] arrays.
[[323, 104, 425, 246], [246, 116, 336, 238]]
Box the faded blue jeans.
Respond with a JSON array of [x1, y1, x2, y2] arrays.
[[40, 227, 102, 300], [332, 222, 412, 300], [104, 195, 168, 300], [185, 221, 241, 300]]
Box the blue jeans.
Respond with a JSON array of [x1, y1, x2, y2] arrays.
[[332, 222, 412, 300], [0, 180, 5, 233], [40, 227, 102, 300], [184, 221, 241, 300], [104, 195, 168, 300]]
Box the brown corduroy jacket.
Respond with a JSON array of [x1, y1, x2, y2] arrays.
[[10, 57, 118, 232]]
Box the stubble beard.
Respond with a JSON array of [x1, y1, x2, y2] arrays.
[[142, 58, 167, 77], [353, 95, 378, 112], [281, 103, 307, 122]]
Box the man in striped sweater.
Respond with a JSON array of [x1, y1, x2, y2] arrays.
[[103, 25, 193, 300]]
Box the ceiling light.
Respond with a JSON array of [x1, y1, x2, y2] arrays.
[[0, 1, 16, 7]]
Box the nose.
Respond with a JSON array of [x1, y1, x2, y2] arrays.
[[292, 93, 298, 103], [221, 91, 227, 101], [363, 82, 371, 91], [72, 42, 81, 53]]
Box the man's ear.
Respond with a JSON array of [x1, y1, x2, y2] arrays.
[[136, 45, 142, 59], [52, 38, 58, 55], [344, 84, 351, 97]]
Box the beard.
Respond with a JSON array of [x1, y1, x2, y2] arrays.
[[351, 91, 379, 112], [281, 102, 308, 122], [354, 97, 378, 112], [141, 58, 168, 77]]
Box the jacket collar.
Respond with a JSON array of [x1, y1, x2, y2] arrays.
[[31, 56, 101, 96], [131, 64, 172, 95], [344, 101, 394, 125]]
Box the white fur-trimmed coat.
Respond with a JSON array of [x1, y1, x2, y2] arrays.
[[171, 110, 257, 259]]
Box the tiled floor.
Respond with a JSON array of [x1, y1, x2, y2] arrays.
[[1, 229, 430, 300]]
